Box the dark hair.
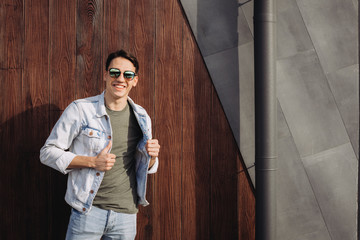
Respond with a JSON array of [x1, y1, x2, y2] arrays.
[[105, 49, 139, 74]]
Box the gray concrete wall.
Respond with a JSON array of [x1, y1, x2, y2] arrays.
[[180, 0, 358, 239]]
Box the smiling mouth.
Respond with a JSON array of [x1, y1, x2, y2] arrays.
[[113, 83, 126, 91]]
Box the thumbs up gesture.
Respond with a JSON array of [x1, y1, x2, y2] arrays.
[[94, 140, 116, 171]]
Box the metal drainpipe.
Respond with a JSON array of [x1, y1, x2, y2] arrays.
[[254, 0, 277, 239]]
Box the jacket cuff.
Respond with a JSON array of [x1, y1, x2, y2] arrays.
[[56, 152, 77, 174], [147, 157, 159, 174]]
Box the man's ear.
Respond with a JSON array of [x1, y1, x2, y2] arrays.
[[133, 76, 139, 87], [103, 71, 108, 81]]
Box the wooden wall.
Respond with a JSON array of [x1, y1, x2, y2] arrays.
[[0, 0, 255, 239]]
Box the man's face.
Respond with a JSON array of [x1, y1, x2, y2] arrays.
[[104, 57, 138, 101]]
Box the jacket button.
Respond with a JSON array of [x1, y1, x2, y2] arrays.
[[108, 135, 111, 139], [96, 172, 100, 176], [82, 208, 86, 212], [89, 131, 93, 136], [90, 190, 94, 194]]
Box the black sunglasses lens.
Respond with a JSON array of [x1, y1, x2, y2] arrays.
[[124, 71, 135, 79], [109, 69, 121, 78]]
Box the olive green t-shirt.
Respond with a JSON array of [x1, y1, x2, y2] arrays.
[[93, 102, 142, 214]]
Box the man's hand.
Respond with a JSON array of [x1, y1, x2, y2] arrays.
[[146, 139, 160, 157], [93, 140, 116, 171], [67, 141, 116, 171], [146, 139, 160, 169]]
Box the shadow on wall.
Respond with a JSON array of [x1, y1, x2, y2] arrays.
[[0, 104, 70, 240]]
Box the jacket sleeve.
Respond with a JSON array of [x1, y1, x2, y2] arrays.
[[147, 157, 159, 174], [145, 113, 159, 174], [40, 102, 82, 174]]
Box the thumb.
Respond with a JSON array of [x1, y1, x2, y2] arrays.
[[100, 140, 112, 154]]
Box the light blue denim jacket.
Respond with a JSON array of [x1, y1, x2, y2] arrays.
[[40, 92, 158, 214]]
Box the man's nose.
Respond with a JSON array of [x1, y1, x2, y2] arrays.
[[115, 74, 126, 82]]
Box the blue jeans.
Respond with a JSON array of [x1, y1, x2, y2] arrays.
[[65, 206, 137, 240]]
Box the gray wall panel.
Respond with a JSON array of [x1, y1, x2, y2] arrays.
[[352, 0, 358, 10], [204, 47, 240, 142], [302, 143, 358, 240], [196, 0, 245, 57], [277, 2, 313, 59], [240, 1, 254, 36], [327, 64, 359, 158], [277, 106, 331, 240], [296, 0, 357, 74], [277, 50, 349, 157], [239, 41, 255, 181]]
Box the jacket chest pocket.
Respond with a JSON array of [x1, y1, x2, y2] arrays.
[[79, 127, 107, 153]]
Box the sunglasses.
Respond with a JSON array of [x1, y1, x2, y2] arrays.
[[108, 68, 137, 80]]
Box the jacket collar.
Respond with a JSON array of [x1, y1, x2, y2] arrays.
[[95, 91, 146, 117], [95, 91, 107, 118]]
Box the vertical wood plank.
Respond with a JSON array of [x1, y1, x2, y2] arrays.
[[22, 0, 50, 239], [128, 0, 156, 239], [154, 0, 183, 238], [76, 0, 103, 98], [211, 91, 239, 239], [0, 0, 24, 123], [48, 0, 77, 238], [1, 1, 25, 240], [24, 0, 49, 109], [182, 21, 212, 240], [49, 0, 76, 111], [0, 69, 23, 240], [0, 1, 24, 69], [238, 155, 256, 240], [129, 0, 155, 112], [0, 3, 5, 68], [103, 0, 129, 61]]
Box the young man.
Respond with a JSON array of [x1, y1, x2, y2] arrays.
[[40, 50, 160, 240]]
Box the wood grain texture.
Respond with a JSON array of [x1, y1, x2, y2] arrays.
[[0, 1, 24, 69], [0, 0, 255, 239], [49, 0, 76, 110], [0, 69, 24, 240], [128, 1, 156, 239], [211, 91, 239, 240], [154, 0, 183, 238], [0, 2, 25, 239], [21, 0, 50, 239], [103, 0, 129, 59], [0, 2, 24, 122], [76, 0, 103, 98], [238, 155, 255, 240], [129, 0, 155, 113], [182, 21, 212, 240], [0, 4, 5, 68], [48, 0, 77, 238]]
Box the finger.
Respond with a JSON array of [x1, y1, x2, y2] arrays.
[[147, 149, 159, 155], [147, 143, 160, 149], [147, 147, 159, 152], [106, 159, 115, 166], [148, 152, 159, 157], [147, 144, 160, 150], [147, 139, 159, 145], [101, 140, 112, 154], [147, 142, 160, 147]]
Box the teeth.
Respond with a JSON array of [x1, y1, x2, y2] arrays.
[[114, 84, 125, 89]]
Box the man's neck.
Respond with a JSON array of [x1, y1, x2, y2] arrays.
[[104, 92, 128, 111]]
